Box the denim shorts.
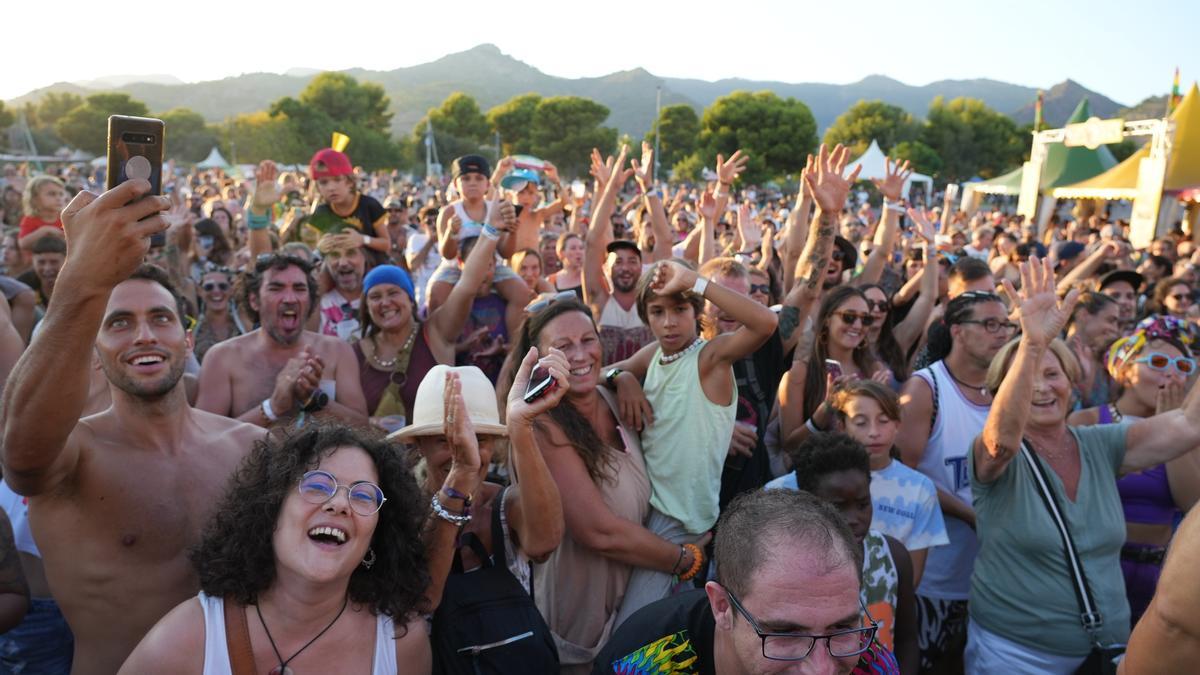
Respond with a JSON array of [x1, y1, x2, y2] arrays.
[[0, 597, 74, 675]]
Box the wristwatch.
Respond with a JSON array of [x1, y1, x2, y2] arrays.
[[604, 367, 624, 388]]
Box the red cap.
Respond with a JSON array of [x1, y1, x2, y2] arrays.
[[309, 148, 353, 180]]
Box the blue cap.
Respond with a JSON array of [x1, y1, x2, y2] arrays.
[[363, 265, 415, 301], [500, 167, 540, 191], [1051, 241, 1085, 265]]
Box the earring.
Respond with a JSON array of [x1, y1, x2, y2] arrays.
[[361, 547, 376, 569]]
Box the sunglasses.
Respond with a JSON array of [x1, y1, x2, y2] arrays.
[[865, 299, 890, 314], [835, 311, 875, 327], [1135, 352, 1196, 375], [749, 283, 770, 296], [298, 470, 387, 516], [202, 281, 230, 292], [831, 250, 845, 262], [525, 290, 577, 314]]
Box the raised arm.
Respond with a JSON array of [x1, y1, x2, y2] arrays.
[[796, 144, 862, 292], [974, 257, 1079, 484], [1, 181, 169, 495], [858, 158, 911, 285], [1057, 240, 1120, 289], [582, 146, 630, 318], [697, 189, 719, 266], [630, 144, 673, 263], [245, 161, 280, 265], [783, 161, 815, 292], [892, 209, 940, 352]]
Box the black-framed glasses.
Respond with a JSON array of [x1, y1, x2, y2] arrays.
[[834, 311, 875, 327], [865, 298, 890, 314], [525, 290, 577, 314], [725, 589, 877, 661], [298, 470, 387, 516], [959, 318, 1018, 334]]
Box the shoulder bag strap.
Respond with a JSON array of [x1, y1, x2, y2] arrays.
[[223, 599, 258, 675], [490, 485, 509, 569], [1018, 440, 1105, 640]]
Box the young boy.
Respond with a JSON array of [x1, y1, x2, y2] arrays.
[[303, 147, 391, 263]]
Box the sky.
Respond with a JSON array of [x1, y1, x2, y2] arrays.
[[4, 0, 1195, 105]]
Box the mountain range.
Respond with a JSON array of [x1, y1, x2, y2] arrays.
[[8, 44, 1138, 140]]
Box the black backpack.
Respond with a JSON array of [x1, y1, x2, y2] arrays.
[[431, 486, 559, 674]]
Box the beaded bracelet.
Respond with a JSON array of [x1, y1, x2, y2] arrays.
[[430, 492, 471, 526], [246, 212, 270, 231], [678, 543, 704, 581]]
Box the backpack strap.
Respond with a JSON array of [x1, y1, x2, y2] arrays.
[[450, 485, 509, 574], [490, 485, 509, 570], [1018, 440, 1105, 643], [222, 599, 257, 675]]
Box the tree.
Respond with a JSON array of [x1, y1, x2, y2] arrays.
[[645, 104, 700, 170], [36, 92, 85, 129], [891, 140, 942, 176], [266, 95, 402, 170], [694, 91, 817, 185], [487, 93, 541, 156], [530, 96, 617, 176], [220, 111, 305, 166], [414, 92, 490, 163], [55, 93, 150, 155], [0, 101, 13, 132], [157, 108, 219, 163], [822, 100, 919, 156], [299, 72, 392, 134], [920, 96, 1024, 181]]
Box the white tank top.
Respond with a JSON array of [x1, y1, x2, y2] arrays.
[[452, 201, 494, 240], [197, 592, 397, 675], [910, 360, 990, 600], [597, 296, 642, 330]]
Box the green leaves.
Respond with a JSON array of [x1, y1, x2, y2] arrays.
[[645, 104, 700, 169], [692, 91, 818, 185], [822, 100, 920, 157], [55, 93, 149, 156]]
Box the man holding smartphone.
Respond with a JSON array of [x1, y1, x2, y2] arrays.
[[0, 179, 263, 675]]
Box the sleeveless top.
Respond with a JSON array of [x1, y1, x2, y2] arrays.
[[597, 297, 654, 365], [861, 530, 899, 653], [452, 201, 494, 240], [353, 326, 439, 422], [0, 480, 38, 557], [640, 340, 737, 534], [534, 387, 651, 669], [911, 360, 989, 600], [196, 593, 397, 675], [1096, 406, 1175, 525]]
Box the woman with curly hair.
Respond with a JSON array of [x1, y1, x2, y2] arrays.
[[119, 425, 431, 674]]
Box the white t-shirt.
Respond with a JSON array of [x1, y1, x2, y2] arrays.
[[405, 231, 441, 313]]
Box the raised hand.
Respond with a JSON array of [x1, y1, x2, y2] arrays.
[[715, 150, 749, 186], [697, 189, 718, 222], [249, 161, 281, 215], [495, 156, 515, 177], [802, 144, 862, 214], [649, 260, 699, 296], [507, 347, 571, 425], [61, 180, 170, 290], [542, 160, 561, 186], [443, 370, 481, 475], [1001, 256, 1080, 347], [737, 202, 761, 247], [871, 157, 913, 203], [630, 142, 655, 190], [487, 197, 517, 232], [906, 207, 938, 244]]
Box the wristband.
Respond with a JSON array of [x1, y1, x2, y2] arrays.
[[883, 200, 904, 214], [362, 234, 371, 247], [481, 223, 500, 240], [691, 276, 710, 297], [604, 367, 624, 388], [247, 212, 270, 231], [678, 543, 704, 581], [261, 398, 279, 422], [805, 418, 822, 434]]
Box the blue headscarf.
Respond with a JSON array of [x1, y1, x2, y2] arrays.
[[363, 265, 415, 301]]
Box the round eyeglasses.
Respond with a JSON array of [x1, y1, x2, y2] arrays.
[[298, 470, 387, 516]]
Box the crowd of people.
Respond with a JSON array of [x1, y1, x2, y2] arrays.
[[0, 127, 1196, 675]]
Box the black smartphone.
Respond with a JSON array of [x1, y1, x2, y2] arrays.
[[523, 365, 556, 404], [106, 115, 165, 246], [513, 204, 524, 218]]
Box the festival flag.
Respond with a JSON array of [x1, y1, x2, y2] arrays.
[[1168, 67, 1182, 115], [331, 132, 350, 152], [1034, 90, 1044, 131]]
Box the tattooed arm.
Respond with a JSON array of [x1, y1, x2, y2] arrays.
[[0, 510, 29, 632]]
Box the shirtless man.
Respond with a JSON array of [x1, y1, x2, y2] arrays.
[[0, 180, 262, 675], [195, 252, 368, 426]]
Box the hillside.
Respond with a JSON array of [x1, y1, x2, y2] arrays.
[[8, 44, 1128, 139]]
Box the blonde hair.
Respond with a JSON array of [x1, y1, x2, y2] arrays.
[[22, 175, 64, 216], [986, 337, 1080, 395]]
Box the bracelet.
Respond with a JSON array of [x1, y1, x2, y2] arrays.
[[883, 200, 904, 214], [261, 398, 279, 422], [247, 212, 270, 231], [431, 493, 471, 526], [604, 367, 624, 388], [678, 543, 704, 581], [442, 486, 473, 506], [481, 223, 500, 240], [673, 545, 686, 575], [691, 276, 710, 297], [362, 234, 372, 247], [805, 418, 822, 434]]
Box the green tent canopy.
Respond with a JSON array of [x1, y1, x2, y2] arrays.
[[973, 98, 1117, 196]]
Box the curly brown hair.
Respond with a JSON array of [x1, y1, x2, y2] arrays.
[[190, 425, 429, 621]]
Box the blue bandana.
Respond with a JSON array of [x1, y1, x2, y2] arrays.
[[363, 265, 415, 301]]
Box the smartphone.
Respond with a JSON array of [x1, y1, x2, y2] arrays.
[[824, 359, 843, 381], [523, 365, 556, 404], [106, 115, 165, 246], [513, 204, 524, 218]]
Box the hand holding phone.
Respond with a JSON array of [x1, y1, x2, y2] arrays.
[[106, 115, 166, 246], [824, 358, 843, 381], [523, 364, 557, 404]]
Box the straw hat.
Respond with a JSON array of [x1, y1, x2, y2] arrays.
[[387, 365, 507, 440]]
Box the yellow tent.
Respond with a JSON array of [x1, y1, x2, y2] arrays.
[[1053, 83, 1200, 199]]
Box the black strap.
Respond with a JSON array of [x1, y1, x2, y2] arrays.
[[490, 485, 509, 569], [1019, 440, 1105, 641], [449, 486, 509, 574]]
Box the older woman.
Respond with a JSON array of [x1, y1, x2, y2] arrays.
[[967, 257, 1200, 674], [120, 425, 431, 673]]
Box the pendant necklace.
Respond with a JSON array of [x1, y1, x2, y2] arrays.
[[255, 595, 349, 675], [944, 363, 988, 398]]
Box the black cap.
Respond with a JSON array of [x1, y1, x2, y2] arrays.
[[1099, 269, 1144, 292], [833, 236, 858, 270], [450, 155, 491, 181], [606, 240, 642, 257]]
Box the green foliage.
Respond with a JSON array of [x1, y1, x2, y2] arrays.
[[414, 92, 490, 164], [157, 108, 218, 163], [55, 93, 150, 155], [645, 104, 700, 169], [529, 96, 617, 176], [822, 100, 919, 155], [299, 72, 392, 134], [487, 93, 541, 156], [919, 96, 1024, 181], [36, 92, 84, 129], [0, 101, 13, 131], [220, 111, 304, 165], [694, 91, 817, 185], [671, 153, 705, 182], [891, 140, 942, 176]]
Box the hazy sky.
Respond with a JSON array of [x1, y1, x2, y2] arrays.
[[5, 0, 1194, 105]]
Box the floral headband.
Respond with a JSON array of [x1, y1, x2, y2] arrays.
[[1107, 315, 1194, 378]]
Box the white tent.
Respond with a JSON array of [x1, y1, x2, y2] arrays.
[[845, 140, 933, 198], [196, 147, 230, 169]]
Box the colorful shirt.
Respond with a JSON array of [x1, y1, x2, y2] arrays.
[[318, 290, 360, 341]]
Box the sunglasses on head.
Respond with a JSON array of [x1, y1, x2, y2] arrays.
[[1135, 352, 1196, 375], [525, 290, 577, 314], [202, 281, 230, 292], [835, 311, 875, 327]]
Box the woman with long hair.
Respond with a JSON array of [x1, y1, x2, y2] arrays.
[[547, 232, 585, 299], [192, 266, 245, 363]]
